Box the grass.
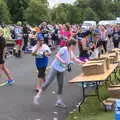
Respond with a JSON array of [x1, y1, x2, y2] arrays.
[[66, 68, 120, 120]]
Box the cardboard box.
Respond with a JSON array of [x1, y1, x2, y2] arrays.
[[100, 52, 119, 63], [90, 57, 110, 70], [112, 48, 120, 53], [108, 87, 120, 98], [103, 99, 115, 111], [82, 62, 105, 76], [110, 84, 120, 88]]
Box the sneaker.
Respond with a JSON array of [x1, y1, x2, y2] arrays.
[[33, 95, 40, 105], [33, 89, 42, 105], [55, 100, 67, 108], [7, 80, 15, 85]]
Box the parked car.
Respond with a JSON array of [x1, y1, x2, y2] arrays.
[[81, 21, 96, 30]]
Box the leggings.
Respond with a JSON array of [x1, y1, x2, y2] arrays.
[[101, 41, 107, 52], [22, 35, 29, 51], [42, 68, 64, 95], [113, 40, 119, 48]]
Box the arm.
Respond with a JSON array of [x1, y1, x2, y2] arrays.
[[72, 57, 85, 64], [56, 53, 66, 64], [70, 52, 85, 64], [32, 43, 40, 56], [43, 45, 51, 56]]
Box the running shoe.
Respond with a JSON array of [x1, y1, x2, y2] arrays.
[[7, 80, 15, 85], [33, 95, 40, 105], [33, 89, 42, 105], [55, 100, 67, 108]]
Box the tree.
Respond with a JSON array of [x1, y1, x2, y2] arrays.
[[83, 7, 98, 21], [67, 6, 83, 24], [24, 0, 50, 25], [0, 0, 11, 24], [88, 0, 109, 20], [74, 0, 89, 8], [51, 3, 70, 24], [6, 0, 30, 22]]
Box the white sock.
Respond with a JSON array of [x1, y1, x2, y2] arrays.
[[36, 88, 42, 98]]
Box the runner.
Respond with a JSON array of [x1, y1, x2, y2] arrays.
[[32, 33, 51, 92], [112, 26, 120, 48], [14, 22, 23, 57], [22, 24, 30, 52], [0, 29, 14, 85], [40, 22, 49, 45], [77, 28, 91, 60], [33, 39, 84, 107]]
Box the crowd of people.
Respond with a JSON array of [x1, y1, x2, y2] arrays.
[[0, 21, 120, 108]]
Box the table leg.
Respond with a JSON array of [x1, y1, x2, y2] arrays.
[[109, 74, 114, 85], [95, 82, 107, 111], [78, 81, 106, 112], [78, 82, 86, 112], [114, 67, 120, 82], [114, 69, 117, 80], [119, 67, 120, 75], [95, 82, 102, 103]]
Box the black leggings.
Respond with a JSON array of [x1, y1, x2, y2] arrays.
[[102, 41, 107, 52], [22, 35, 29, 51], [98, 41, 107, 52], [37, 67, 46, 79], [113, 40, 119, 48]]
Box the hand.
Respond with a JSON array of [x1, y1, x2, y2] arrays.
[[79, 60, 85, 64], [62, 61, 67, 65], [43, 51, 49, 57]]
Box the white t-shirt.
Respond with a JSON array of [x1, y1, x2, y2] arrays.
[[32, 44, 51, 58]]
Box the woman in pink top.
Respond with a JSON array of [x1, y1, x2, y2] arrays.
[[59, 24, 72, 47], [59, 25, 65, 37], [64, 24, 72, 41]]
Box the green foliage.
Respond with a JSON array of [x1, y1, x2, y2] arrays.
[[6, 0, 30, 22], [83, 7, 99, 21], [24, 0, 50, 25], [1, 0, 120, 24], [0, 0, 11, 23], [68, 6, 83, 24], [50, 0, 120, 24], [51, 3, 70, 24]]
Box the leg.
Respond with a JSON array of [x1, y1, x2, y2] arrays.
[[36, 67, 46, 91], [57, 71, 64, 95], [33, 68, 57, 104], [2, 64, 13, 80], [42, 68, 57, 91], [22, 36, 28, 51], [56, 71, 66, 108], [102, 41, 107, 52], [113, 41, 118, 48], [116, 41, 119, 48], [15, 40, 23, 57], [78, 82, 86, 112]]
